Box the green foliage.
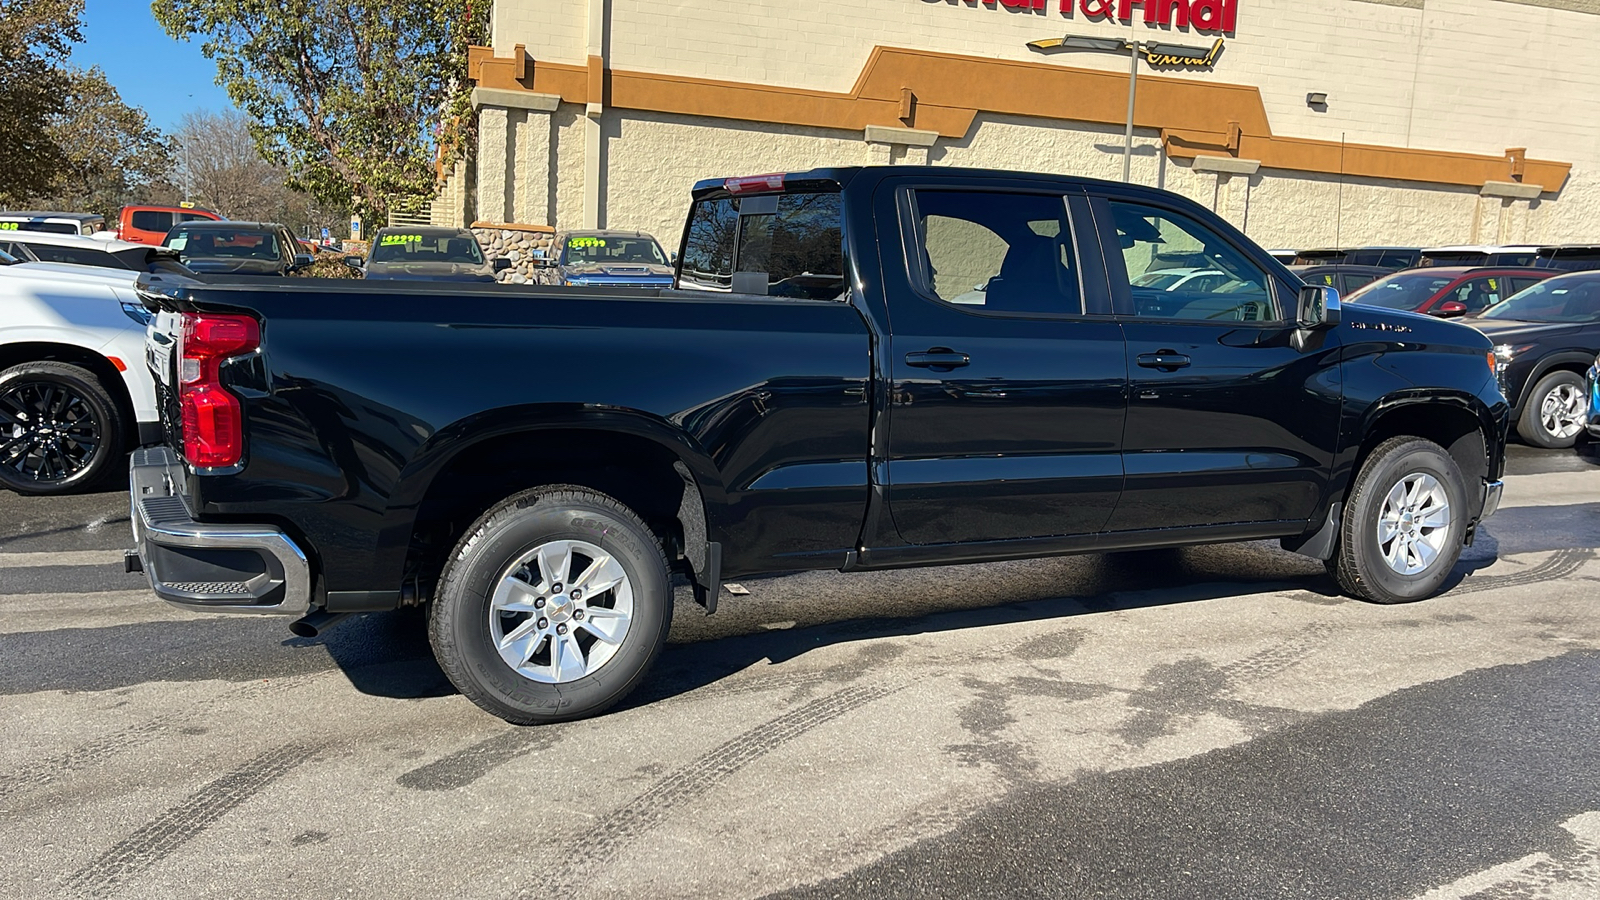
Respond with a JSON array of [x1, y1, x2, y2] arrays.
[[0, 0, 84, 205], [153, 1, 492, 223], [36, 67, 173, 218]]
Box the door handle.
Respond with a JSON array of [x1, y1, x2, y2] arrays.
[[905, 349, 970, 369], [1136, 351, 1191, 370]]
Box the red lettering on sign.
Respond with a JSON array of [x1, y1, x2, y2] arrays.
[[1077, 0, 1234, 31]]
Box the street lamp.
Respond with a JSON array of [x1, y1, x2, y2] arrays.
[[1028, 34, 1221, 183]]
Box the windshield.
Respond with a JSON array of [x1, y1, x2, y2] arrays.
[[369, 232, 484, 264], [1345, 273, 1454, 310], [165, 228, 283, 262], [561, 235, 667, 266], [1480, 276, 1600, 323]]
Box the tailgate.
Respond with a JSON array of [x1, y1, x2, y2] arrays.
[[144, 308, 184, 455]]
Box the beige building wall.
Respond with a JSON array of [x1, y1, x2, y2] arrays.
[[479, 0, 1600, 249]]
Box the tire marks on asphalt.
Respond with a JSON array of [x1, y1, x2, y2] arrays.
[[60, 741, 322, 899], [517, 683, 900, 899], [1457, 548, 1593, 594], [396, 726, 564, 792], [0, 677, 308, 802]]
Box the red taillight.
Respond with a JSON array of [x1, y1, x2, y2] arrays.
[[178, 312, 259, 469], [723, 173, 785, 194]]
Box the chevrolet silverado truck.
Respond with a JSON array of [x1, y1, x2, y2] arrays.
[[128, 166, 1507, 724]]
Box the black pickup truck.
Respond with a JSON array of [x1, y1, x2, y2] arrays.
[[129, 166, 1507, 724]]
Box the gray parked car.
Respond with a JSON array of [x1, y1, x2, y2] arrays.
[[547, 230, 673, 288], [162, 221, 312, 276], [346, 227, 508, 282]]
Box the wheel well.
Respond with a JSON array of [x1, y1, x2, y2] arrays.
[[405, 429, 695, 595], [0, 342, 138, 450], [1356, 402, 1488, 497]]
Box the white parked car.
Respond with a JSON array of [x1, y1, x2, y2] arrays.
[[0, 248, 160, 495], [0, 230, 180, 273]]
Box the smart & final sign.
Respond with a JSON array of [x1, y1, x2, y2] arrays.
[[938, 0, 1239, 33]]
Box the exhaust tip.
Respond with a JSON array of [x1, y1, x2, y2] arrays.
[[289, 610, 350, 639]]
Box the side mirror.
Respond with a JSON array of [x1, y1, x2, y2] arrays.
[[493, 257, 511, 272], [292, 254, 314, 270], [1433, 300, 1468, 318], [343, 255, 365, 270], [532, 256, 555, 269], [1297, 284, 1341, 329]]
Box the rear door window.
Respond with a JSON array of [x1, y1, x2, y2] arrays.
[[908, 190, 1081, 315], [1339, 273, 1379, 295], [131, 211, 174, 233], [679, 192, 843, 299]]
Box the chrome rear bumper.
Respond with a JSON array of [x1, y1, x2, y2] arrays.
[[129, 446, 311, 615]]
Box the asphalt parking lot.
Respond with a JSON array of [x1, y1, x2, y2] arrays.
[[2, 444, 1598, 900]]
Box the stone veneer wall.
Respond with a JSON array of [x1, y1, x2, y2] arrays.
[[471, 225, 559, 284]]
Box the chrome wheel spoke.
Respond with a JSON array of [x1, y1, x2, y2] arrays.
[[580, 606, 631, 644], [571, 554, 626, 598], [491, 573, 543, 613], [549, 632, 587, 681], [499, 622, 546, 667], [537, 541, 573, 589]]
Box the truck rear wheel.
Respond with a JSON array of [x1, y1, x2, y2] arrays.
[[1328, 437, 1468, 604], [0, 361, 123, 496], [429, 487, 673, 724]]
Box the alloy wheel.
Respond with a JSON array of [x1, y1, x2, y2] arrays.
[[1540, 383, 1585, 440], [0, 382, 103, 485], [487, 539, 635, 683], [1376, 471, 1452, 576]]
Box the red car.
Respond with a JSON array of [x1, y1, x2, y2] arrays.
[[1344, 267, 1553, 317], [117, 204, 222, 245]]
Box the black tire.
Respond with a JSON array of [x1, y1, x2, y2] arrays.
[[1328, 436, 1468, 604], [429, 487, 672, 724], [0, 361, 124, 496], [1517, 370, 1586, 449]]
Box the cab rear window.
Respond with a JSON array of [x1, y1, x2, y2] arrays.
[[679, 192, 844, 300]]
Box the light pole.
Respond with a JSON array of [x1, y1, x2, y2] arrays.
[[1028, 34, 1222, 183]]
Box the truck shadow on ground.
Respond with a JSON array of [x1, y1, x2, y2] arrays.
[[314, 517, 1588, 705], [315, 535, 1543, 707]]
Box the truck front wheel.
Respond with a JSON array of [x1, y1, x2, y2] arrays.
[[1328, 437, 1468, 604], [429, 487, 673, 724]]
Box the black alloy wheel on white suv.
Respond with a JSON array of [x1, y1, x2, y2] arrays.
[[0, 361, 124, 495]]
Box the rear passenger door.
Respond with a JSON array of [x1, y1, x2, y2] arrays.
[[878, 179, 1127, 544], [1090, 194, 1342, 532]]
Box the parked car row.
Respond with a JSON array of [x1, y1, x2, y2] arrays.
[[1268, 243, 1600, 272]]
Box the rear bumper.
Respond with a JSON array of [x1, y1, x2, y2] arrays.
[[129, 446, 311, 615]]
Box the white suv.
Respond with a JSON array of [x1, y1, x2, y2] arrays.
[[0, 248, 159, 495], [0, 230, 176, 273]]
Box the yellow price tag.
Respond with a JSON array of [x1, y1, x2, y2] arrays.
[[0, 223, 18, 231], [379, 234, 422, 246], [568, 237, 606, 248]]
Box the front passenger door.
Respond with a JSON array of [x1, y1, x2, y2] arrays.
[[1093, 197, 1342, 533]]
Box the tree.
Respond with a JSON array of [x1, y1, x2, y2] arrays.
[[34, 67, 173, 218], [174, 109, 345, 236], [153, 1, 491, 223], [0, 0, 82, 205]]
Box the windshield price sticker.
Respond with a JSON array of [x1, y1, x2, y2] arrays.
[[380, 234, 423, 247], [569, 237, 607, 248], [0, 223, 17, 231]]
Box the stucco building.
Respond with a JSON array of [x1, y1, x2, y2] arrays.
[[449, 0, 1599, 253]]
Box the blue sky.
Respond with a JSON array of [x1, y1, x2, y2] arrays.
[[70, 0, 234, 133]]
